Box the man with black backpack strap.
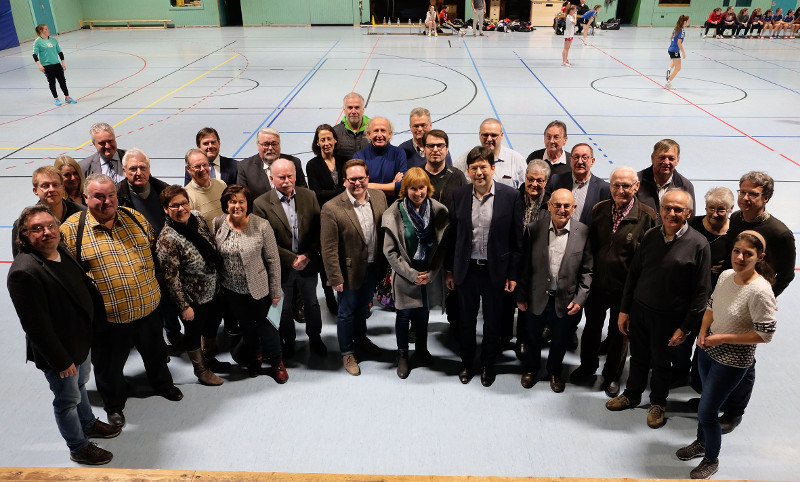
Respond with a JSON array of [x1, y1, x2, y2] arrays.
[[60, 173, 183, 430]]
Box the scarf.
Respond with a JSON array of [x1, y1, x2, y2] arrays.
[[523, 193, 544, 226], [403, 197, 434, 262], [166, 213, 223, 271]]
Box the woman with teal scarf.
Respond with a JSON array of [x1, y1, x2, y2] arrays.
[[382, 167, 450, 379]]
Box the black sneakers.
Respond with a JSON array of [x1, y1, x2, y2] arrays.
[[690, 457, 719, 479], [84, 419, 122, 439], [70, 442, 113, 465], [676, 439, 705, 460]]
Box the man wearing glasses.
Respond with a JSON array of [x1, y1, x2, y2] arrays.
[[715, 171, 796, 433], [546, 143, 610, 226], [526, 120, 572, 178], [516, 188, 593, 393], [607, 189, 711, 430], [185, 148, 227, 231], [238, 127, 307, 198], [320, 159, 388, 376], [399, 108, 453, 169], [446, 146, 523, 387], [570, 166, 656, 398], [455, 118, 526, 189], [637, 139, 696, 222]]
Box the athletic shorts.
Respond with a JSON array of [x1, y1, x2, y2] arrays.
[[565, 37, 573, 42], [668, 50, 681, 59]]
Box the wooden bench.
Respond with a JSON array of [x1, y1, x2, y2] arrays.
[[359, 23, 454, 35], [80, 19, 172, 29]]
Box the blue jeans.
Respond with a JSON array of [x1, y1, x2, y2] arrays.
[[337, 265, 377, 355], [696, 348, 749, 460], [43, 356, 96, 453], [395, 286, 429, 350]]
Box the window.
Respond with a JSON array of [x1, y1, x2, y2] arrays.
[[171, 0, 202, 7]]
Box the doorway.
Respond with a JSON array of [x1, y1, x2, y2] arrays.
[[218, 0, 242, 26], [30, 0, 56, 33]]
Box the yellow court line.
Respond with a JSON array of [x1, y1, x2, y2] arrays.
[[73, 53, 240, 150]]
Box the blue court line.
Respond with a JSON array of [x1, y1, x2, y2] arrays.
[[513, 51, 612, 164], [695, 52, 800, 95], [708, 41, 800, 75], [462, 40, 512, 149], [232, 41, 339, 157]]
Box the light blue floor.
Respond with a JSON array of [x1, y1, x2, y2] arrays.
[[0, 25, 798, 479]]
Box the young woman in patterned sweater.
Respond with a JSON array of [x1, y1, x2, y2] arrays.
[[675, 230, 777, 479]]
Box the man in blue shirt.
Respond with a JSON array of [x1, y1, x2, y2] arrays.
[[354, 117, 407, 201]]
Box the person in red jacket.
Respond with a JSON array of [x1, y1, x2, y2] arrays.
[[703, 8, 722, 37]]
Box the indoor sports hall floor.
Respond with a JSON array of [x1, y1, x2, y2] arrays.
[[0, 24, 798, 480]]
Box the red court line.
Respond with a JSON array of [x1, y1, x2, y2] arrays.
[[334, 38, 381, 123], [583, 40, 800, 167], [0, 50, 148, 128]]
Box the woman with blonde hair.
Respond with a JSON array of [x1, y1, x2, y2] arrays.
[[53, 156, 85, 205], [382, 167, 450, 378]]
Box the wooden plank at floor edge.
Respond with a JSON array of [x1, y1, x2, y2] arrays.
[[0, 469, 752, 482]]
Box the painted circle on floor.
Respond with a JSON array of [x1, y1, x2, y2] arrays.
[[590, 75, 747, 105]]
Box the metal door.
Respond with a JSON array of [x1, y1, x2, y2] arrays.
[[31, 0, 56, 33]]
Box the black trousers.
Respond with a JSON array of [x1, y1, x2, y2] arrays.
[[178, 301, 220, 351], [92, 309, 175, 414], [280, 270, 322, 344], [622, 301, 681, 406], [523, 296, 578, 376], [225, 289, 282, 366], [457, 263, 503, 368], [580, 289, 628, 382], [43, 63, 68, 98]]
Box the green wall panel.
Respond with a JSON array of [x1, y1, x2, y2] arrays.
[[10, 0, 35, 42], [637, 0, 777, 27], [242, 0, 364, 25], [52, 0, 84, 32], [77, 0, 220, 26]]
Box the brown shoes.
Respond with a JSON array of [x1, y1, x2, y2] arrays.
[[84, 419, 121, 439], [521, 372, 535, 389], [676, 439, 706, 461], [647, 404, 667, 429], [343, 354, 361, 376], [606, 394, 641, 411], [70, 442, 113, 465], [273, 361, 289, 384], [549, 374, 565, 393]]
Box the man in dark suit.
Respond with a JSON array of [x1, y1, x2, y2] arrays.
[[569, 166, 657, 398], [516, 188, 593, 392], [237, 127, 307, 199], [8, 205, 120, 465], [79, 122, 126, 184], [526, 120, 571, 178], [253, 159, 327, 358], [637, 138, 696, 222], [183, 127, 238, 186], [546, 143, 611, 227], [445, 146, 523, 387], [320, 159, 388, 376]]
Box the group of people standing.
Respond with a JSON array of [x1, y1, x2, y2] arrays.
[[8, 92, 793, 479]]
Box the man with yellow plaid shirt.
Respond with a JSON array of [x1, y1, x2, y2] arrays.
[[60, 173, 182, 428]]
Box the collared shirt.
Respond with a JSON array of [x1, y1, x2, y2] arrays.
[[455, 146, 526, 189], [548, 219, 572, 290], [261, 159, 274, 189], [656, 174, 674, 203], [101, 152, 123, 184], [470, 181, 495, 260], [60, 208, 161, 324], [544, 149, 567, 166], [571, 175, 589, 221], [278, 188, 299, 253], [662, 221, 689, 244], [611, 197, 635, 234], [346, 189, 376, 262]]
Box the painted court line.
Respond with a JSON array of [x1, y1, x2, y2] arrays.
[[513, 51, 611, 163], [233, 41, 340, 158], [463, 40, 512, 149], [334, 38, 381, 122], [694, 52, 800, 95], [583, 41, 800, 167]]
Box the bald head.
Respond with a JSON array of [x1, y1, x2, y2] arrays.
[[548, 188, 576, 229]]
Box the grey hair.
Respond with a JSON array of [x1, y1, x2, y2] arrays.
[[121, 147, 150, 169], [89, 122, 114, 140], [257, 127, 280, 141], [663, 188, 694, 212], [544, 120, 567, 137], [526, 159, 551, 180], [409, 107, 431, 121], [184, 148, 207, 168], [704, 187, 735, 209], [366, 116, 394, 134], [84, 173, 115, 193], [343, 92, 365, 105], [739, 171, 774, 199], [609, 166, 637, 181]]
